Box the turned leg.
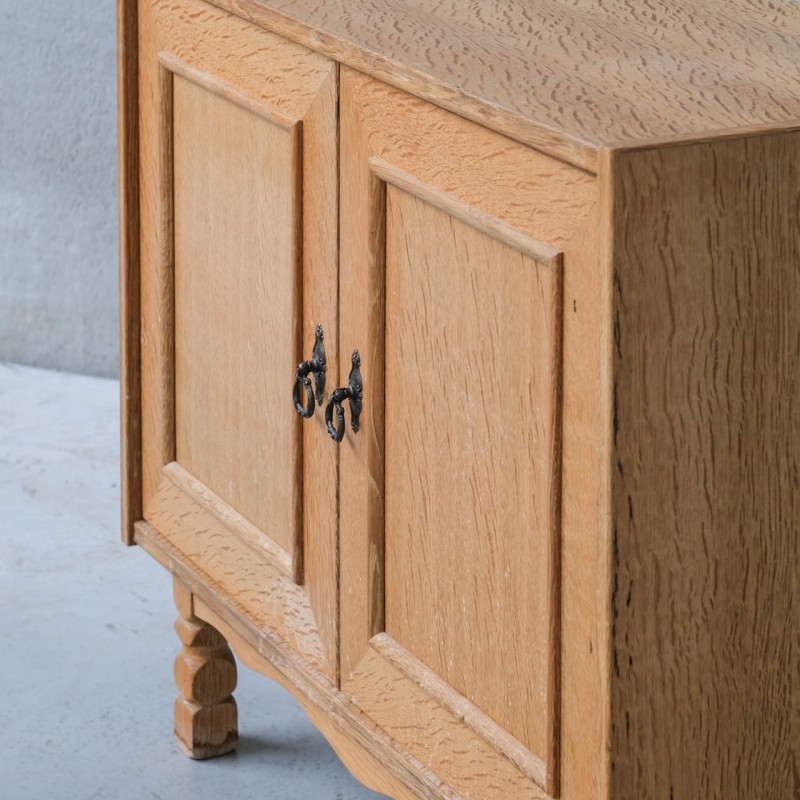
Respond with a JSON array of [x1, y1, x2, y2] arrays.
[[173, 578, 238, 759]]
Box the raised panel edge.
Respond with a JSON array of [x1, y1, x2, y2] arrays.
[[372, 633, 554, 792], [164, 461, 295, 577], [370, 156, 562, 264], [132, 517, 453, 800], [158, 50, 301, 130]]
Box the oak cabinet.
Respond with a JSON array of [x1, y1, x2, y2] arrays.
[[119, 1, 798, 798]]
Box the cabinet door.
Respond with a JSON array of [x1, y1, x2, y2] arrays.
[[338, 70, 600, 799], [137, 0, 339, 681]]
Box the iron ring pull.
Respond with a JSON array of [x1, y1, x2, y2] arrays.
[[325, 350, 363, 443], [293, 324, 327, 418]]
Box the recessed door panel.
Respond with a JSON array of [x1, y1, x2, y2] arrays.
[[173, 74, 300, 558], [384, 186, 562, 758]]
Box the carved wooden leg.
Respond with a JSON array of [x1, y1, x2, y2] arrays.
[[173, 578, 238, 759]]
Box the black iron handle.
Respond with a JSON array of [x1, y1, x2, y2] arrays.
[[325, 350, 363, 443], [293, 324, 327, 418]]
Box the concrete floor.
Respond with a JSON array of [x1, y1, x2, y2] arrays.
[[0, 363, 387, 800]]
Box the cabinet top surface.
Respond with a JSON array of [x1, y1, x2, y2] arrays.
[[227, 0, 800, 168]]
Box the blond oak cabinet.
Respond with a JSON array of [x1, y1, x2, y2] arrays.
[[119, 2, 799, 798]]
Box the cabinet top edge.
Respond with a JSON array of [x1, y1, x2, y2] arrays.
[[201, 0, 800, 172]]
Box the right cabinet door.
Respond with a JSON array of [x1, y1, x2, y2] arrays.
[[338, 70, 600, 799]]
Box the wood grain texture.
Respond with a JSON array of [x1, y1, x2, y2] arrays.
[[124, 5, 800, 799], [139, 4, 175, 518], [350, 643, 550, 800], [164, 462, 293, 577], [145, 477, 330, 675], [207, 0, 800, 171], [158, 51, 300, 129], [592, 147, 616, 800], [138, 0, 339, 675], [608, 132, 800, 799], [173, 578, 238, 758], [370, 157, 562, 264], [297, 60, 340, 684], [339, 69, 602, 800], [118, 0, 141, 544], [136, 521, 466, 800], [383, 185, 562, 774], [545, 141, 608, 800], [373, 634, 551, 790], [173, 71, 301, 564], [193, 598, 426, 800], [338, 70, 388, 689]]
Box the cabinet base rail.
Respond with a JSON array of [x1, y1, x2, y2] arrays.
[[135, 520, 449, 800]]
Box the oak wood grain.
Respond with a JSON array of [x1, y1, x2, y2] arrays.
[[350, 643, 551, 800], [297, 61, 340, 684], [370, 157, 562, 264], [164, 462, 294, 577], [372, 633, 551, 789], [138, 0, 339, 677], [608, 132, 799, 799], [173, 578, 239, 759], [123, 3, 800, 798], [146, 476, 330, 675], [208, 0, 800, 171], [158, 51, 300, 129], [193, 596, 426, 800], [139, 5, 175, 517], [118, 0, 141, 545], [339, 69, 601, 800], [135, 520, 456, 800], [173, 70, 302, 564], [383, 185, 562, 772]]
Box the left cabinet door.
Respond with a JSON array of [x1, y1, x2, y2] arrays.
[[133, 0, 340, 682]]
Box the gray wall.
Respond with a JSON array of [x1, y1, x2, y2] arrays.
[[1, 1, 119, 377]]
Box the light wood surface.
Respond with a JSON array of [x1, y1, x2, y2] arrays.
[[122, 2, 800, 798], [164, 462, 293, 577], [145, 476, 330, 677], [296, 57, 340, 681], [192, 597, 426, 800], [117, 0, 141, 544], [209, 0, 800, 171], [608, 132, 799, 799], [173, 579, 238, 759], [173, 70, 301, 563], [135, 520, 462, 800], [338, 68, 600, 798], [138, 0, 340, 677], [383, 185, 562, 766]]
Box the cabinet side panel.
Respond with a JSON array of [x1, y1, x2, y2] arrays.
[[610, 133, 799, 798], [118, 0, 141, 543]]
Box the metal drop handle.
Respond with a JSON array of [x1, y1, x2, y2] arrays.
[[293, 324, 327, 418], [325, 350, 363, 443]]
